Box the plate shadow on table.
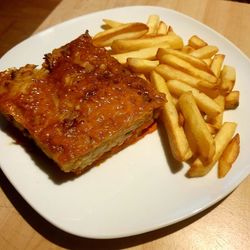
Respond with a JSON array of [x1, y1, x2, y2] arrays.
[[0, 167, 231, 250]]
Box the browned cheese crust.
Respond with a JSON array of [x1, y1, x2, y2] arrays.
[[0, 32, 165, 173]]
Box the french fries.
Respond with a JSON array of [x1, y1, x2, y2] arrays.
[[93, 22, 148, 47], [188, 35, 208, 49], [187, 122, 237, 177], [218, 133, 240, 178], [165, 79, 222, 117], [210, 54, 225, 78], [150, 72, 192, 161], [189, 45, 219, 59], [225, 91, 240, 109], [94, 15, 240, 178], [206, 95, 225, 129], [112, 43, 170, 64], [155, 64, 217, 90], [111, 35, 183, 53], [157, 21, 169, 35], [157, 48, 209, 72], [220, 65, 236, 95], [146, 15, 160, 35], [127, 58, 159, 73], [179, 92, 215, 164], [160, 54, 217, 83]]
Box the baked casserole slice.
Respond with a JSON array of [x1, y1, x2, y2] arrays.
[[0, 33, 165, 173]]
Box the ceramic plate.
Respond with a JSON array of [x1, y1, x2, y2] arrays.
[[0, 6, 249, 239]]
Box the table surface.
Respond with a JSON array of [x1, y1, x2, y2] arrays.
[[1, 0, 250, 249]]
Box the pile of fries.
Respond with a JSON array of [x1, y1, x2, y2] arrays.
[[93, 15, 240, 178]]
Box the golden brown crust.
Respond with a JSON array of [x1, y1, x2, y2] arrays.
[[0, 32, 165, 172]]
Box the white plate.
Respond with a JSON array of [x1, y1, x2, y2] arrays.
[[0, 6, 250, 239]]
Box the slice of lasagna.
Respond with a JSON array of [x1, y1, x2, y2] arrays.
[[0, 32, 165, 173]]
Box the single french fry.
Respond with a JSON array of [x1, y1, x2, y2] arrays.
[[112, 43, 170, 64], [146, 15, 160, 35], [157, 21, 169, 35], [179, 92, 215, 164], [166, 79, 222, 117], [156, 64, 211, 90], [111, 34, 183, 53], [206, 95, 225, 129], [218, 133, 240, 178], [188, 35, 208, 49], [225, 91, 240, 109], [160, 54, 217, 83], [220, 65, 236, 95], [157, 48, 210, 72], [93, 22, 148, 47], [184, 122, 198, 155], [187, 122, 237, 177], [127, 58, 159, 73], [150, 71, 192, 161], [189, 45, 219, 59], [210, 54, 225, 78]]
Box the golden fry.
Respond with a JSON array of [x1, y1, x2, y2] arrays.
[[179, 92, 215, 164], [210, 54, 225, 78], [188, 35, 208, 49], [111, 35, 183, 53], [95, 15, 240, 179], [160, 54, 217, 83], [225, 91, 240, 109], [206, 95, 225, 129], [157, 21, 169, 35], [127, 58, 159, 73], [218, 134, 240, 178], [166, 79, 222, 117], [187, 122, 237, 177], [150, 71, 192, 161], [112, 43, 170, 64], [93, 22, 148, 47], [220, 65, 236, 95], [157, 48, 210, 72], [146, 15, 160, 35], [184, 122, 198, 155], [156, 64, 208, 89], [189, 45, 219, 59]]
